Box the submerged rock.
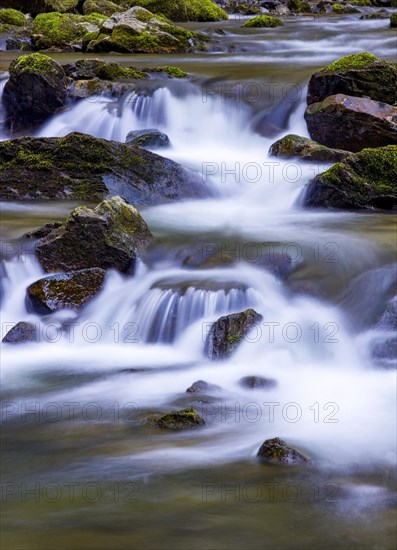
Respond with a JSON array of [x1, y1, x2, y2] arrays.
[[151, 408, 205, 430], [126, 129, 171, 149], [186, 380, 221, 393], [0, 132, 207, 205], [2, 53, 68, 133], [242, 15, 284, 27], [304, 94, 397, 152], [2, 321, 39, 344], [304, 145, 397, 210], [269, 134, 352, 162], [35, 196, 153, 273], [26, 268, 106, 314], [239, 376, 277, 389], [257, 437, 311, 465], [206, 308, 263, 360], [307, 52, 397, 106]]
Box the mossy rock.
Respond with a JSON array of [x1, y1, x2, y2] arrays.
[[26, 268, 107, 313], [307, 52, 397, 105], [63, 58, 147, 80], [331, 3, 359, 13], [125, 129, 171, 149], [126, 0, 228, 22], [304, 145, 397, 210], [0, 132, 207, 204], [31, 12, 107, 50], [3, 53, 68, 132], [257, 437, 311, 465], [206, 308, 263, 360], [0, 8, 26, 26], [44, 0, 80, 12], [151, 65, 188, 78], [287, 0, 312, 13], [391, 12, 397, 27], [269, 134, 353, 162], [82, 0, 124, 16], [35, 196, 153, 273], [151, 408, 205, 430], [242, 15, 283, 27], [349, 0, 372, 5]]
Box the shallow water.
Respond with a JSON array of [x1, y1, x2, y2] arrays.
[[1, 13, 397, 550]]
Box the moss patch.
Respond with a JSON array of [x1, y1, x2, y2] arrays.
[[127, 0, 228, 22], [243, 15, 283, 28], [13, 52, 60, 77], [152, 65, 188, 77], [322, 52, 379, 73], [0, 8, 26, 26]]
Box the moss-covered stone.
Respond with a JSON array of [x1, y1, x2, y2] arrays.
[[151, 65, 188, 78], [242, 15, 283, 27], [63, 58, 147, 80], [127, 0, 228, 22], [26, 268, 107, 313], [0, 8, 26, 26], [0, 132, 207, 205], [82, 0, 123, 16], [44, 0, 80, 12], [349, 0, 372, 5], [31, 12, 107, 50], [3, 53, 68, 132], [151, 408, 205, 430], [305, 145, 397, 210], [206, 308, 263, 360], [331, 3, 359, 13], [308, 52, 397, 105], [391, 12, 397, 27], [35, 196, 153, 273], [257, 437, 311, 465], [269, 134, 353, 162], [287, 0, 312, 13]]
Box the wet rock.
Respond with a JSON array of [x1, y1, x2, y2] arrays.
[[130, 0, 228, 22], [2, 53, 68, 133], [186, 380, 221, 393], [242, 15, 284, 27], [307, 52, 397, 106], [269, 134, 353, 162], [304, 94, 397, 152], [24, 223, 63, 240], [63, 58, 148, 80], [304, 145, 397, 210], [206, 308, 263, 360], [151, 408, 205, 430], [126, 129, 171, 149], [2, 322, 39, 344], [239, 376, 277, 389], [26, 268, 106, 314], [82, 0, 123, 16], [0, 132, 207, 205], [391, 13, 397, 27], [257, 437, 311, 464], [371, 295, 397, 368], [376, 296, 397, 330], [35, 196, 153, 273], [287, 0, 312, 12]]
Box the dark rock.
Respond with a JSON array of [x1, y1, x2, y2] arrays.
[[257, 437, 311, 464], [206, 308, 263, 360], [376, 296, 397, 330], [62, 58, 148, 80], [391, 13, 397, 27], [0, 1, 77, 14], [151, 408, 205, 430], [304, 145, 397, 210], [269, 134, 353, 162], [304, 94, 397, 152], [35, 196, 153, 273], [239, 376, 277, 389], [2, 53, 68, 133], [126, 129, 171, 149], [287, 0, 312, 12], [186, 380, 221, 393], [26, 268, 106, 314], [2, 321, 39, 344], [0, 132, 207, 205], [24, 223, 63, 240], [307, 52, 397, 106]]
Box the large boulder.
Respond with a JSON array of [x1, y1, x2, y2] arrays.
[[35, 196, 153, 273], [0, 132, 207, 205], [307, 52, 397, 106], [26, 268, 106, 314], [150, 408, 205, 430], [257, 437, 311, 465], [0, 8, 26, 26], [128, 0, 228, 22], [206, 308, 263, 360], [269, 134, 352, 162], [86, 6, 209, 53], [304, 94, 397, 152], [2, 53, 68, 133], [304, 145, 397, 210]]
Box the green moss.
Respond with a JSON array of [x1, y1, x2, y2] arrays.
[[0, 8, 26, 26], [331, 3, 343, 12], [153, 65, 188, 77], [13, 53, 60, 77], [354, 145, 397, 188], [154, 408, 205, 430], [243, 15, 284, 28], [349, 0, 372, 5], [44, 0, 80, 12], [31, 12, 106, 50], [83, 0, 122, 16], [287, 0, 311, 13], [126, 0, 228, 22], [96, 62, 147, 80], [391, 13, 397, 27], [111, 27, 184, 53], [322, 52, 379, 73]]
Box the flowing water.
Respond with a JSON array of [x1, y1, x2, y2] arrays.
[[1, 15, 396, 550]]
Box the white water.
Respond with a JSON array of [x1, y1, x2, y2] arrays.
[[1, 49, 396, 474]]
